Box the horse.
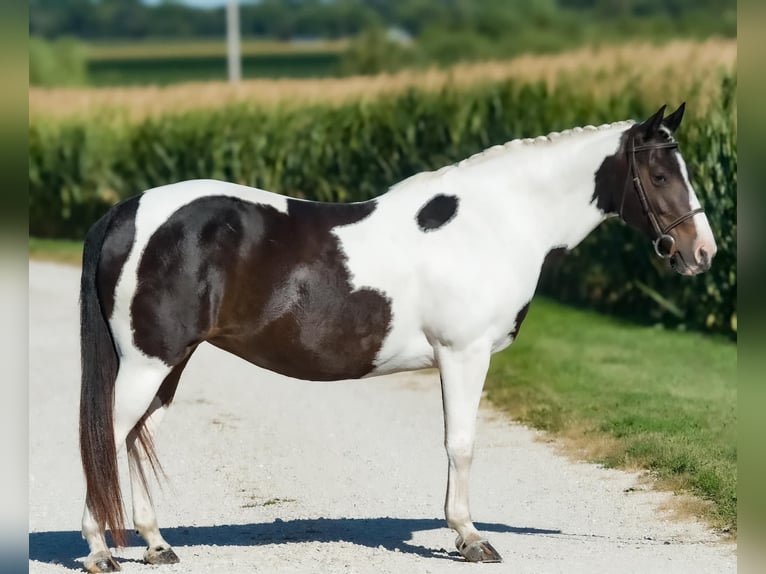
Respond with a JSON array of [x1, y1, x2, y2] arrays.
[[78, 103, 717, 572]]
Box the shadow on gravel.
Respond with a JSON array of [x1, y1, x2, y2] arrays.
[[30, 517, 561, 567]]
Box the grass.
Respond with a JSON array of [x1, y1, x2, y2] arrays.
[[86, 51, 343, 86], [29, 38, 736, 121], [86, 39, 348, 60], [82, 39, 346, 85], [485, 297, 736, 533], [29, 238, 83, 266], [28, 238, 737, 531]]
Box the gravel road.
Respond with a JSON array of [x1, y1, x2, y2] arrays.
[[29, 261, 735, 573]]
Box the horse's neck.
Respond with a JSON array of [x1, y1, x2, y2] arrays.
[[452, 125, 626, 253]]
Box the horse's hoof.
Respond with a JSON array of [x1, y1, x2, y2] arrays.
[[456, 538, 503, 563], [84, 551, 121, 573], [144, 545, 180, 565]]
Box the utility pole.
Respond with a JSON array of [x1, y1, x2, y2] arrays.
[[226, 0, 242, 83]]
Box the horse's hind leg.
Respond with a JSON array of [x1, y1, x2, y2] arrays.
[[82, 358, 171, 573], [127, 400, 178, 565], [82, 505, 119, 573], [436, 341, 503, 563], [127, 356, 191, 566]]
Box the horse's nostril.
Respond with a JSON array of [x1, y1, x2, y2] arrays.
[[696, 246, 709, 266]]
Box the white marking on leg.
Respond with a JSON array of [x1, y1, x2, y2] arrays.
[[82, 358, 170, 563], [128, 397, 171, 550], [436, 339, 492, 546], [82, 504, 110, 555], [112, 360, 171, 445]]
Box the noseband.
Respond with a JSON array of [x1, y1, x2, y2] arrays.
[[619, 138, 704, 259]]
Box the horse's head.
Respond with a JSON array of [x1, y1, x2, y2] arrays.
[[597, 103, 717, 275]]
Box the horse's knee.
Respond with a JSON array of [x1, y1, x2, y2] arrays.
[[445, 438, 474, 467]]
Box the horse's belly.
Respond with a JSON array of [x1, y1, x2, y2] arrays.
[[367, 335, 436, 376], [210, 285, 394, 381], [207, 335, 378, 382]]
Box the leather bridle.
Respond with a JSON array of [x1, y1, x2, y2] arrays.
[[619, 138, 705, 259]]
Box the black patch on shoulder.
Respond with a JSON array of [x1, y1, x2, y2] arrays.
[[509, 301, 531, 340], [416, 194, 459, 232], [97, 197, 140, 319]]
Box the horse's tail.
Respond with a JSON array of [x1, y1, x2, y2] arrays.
[[79, 208, 128, 547]]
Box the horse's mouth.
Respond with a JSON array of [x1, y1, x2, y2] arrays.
[[670, 252, 705, 276]]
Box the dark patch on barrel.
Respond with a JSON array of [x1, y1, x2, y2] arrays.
[[96, 196, 140, 319], [509, 301, 531, 340], [131, 196, 392, 380], [416, 194, 459, 232]]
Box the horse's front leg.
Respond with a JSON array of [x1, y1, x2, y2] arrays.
[[436, 340, 502, 563]]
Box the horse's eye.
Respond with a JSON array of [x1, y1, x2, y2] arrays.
[[651, 173, 667, 185]]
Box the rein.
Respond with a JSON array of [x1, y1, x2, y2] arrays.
[[619, 139, 704, 259]]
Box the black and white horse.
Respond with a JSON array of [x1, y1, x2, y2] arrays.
[[79, 104, 716, 571]]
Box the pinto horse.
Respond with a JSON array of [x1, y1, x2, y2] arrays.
[[79, 104, 716, 571]]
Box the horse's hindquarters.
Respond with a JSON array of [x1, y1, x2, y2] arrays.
[[120, 194, 395, 381]]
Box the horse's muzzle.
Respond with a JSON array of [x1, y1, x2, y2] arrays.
[[670, 252, 711, 276]]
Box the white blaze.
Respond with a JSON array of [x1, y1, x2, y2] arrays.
[[675, 152, 717, 262]]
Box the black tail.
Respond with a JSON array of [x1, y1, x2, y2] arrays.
[[79, 209, 128, 547]]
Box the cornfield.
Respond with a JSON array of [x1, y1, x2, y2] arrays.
[[28, 40, 736, 337], [29, 39, 735, 121]]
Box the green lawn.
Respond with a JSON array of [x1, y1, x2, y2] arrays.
[[81, 39, 345, 86], [486, 298, 736, 532], [86, 39, 348, 60], [87, 51, 343, 86]]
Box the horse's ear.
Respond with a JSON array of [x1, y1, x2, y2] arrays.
[[662, 102, 686, 132], [641, 105, 667, 137]]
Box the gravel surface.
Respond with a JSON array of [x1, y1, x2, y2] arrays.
[[29, 261, 735, 573]]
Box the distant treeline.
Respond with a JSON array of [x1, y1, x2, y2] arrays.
[[31, 0, 736, 42]]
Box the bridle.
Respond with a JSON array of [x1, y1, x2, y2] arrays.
[[619, 137, 704, 259]]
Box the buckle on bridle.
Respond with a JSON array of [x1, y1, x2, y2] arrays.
[[653, 234, 675, 259]]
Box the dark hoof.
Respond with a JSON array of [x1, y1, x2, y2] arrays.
[[457, 538, 503, 563], [84, 551, 121, 573], [144, 545, 180, 565]]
